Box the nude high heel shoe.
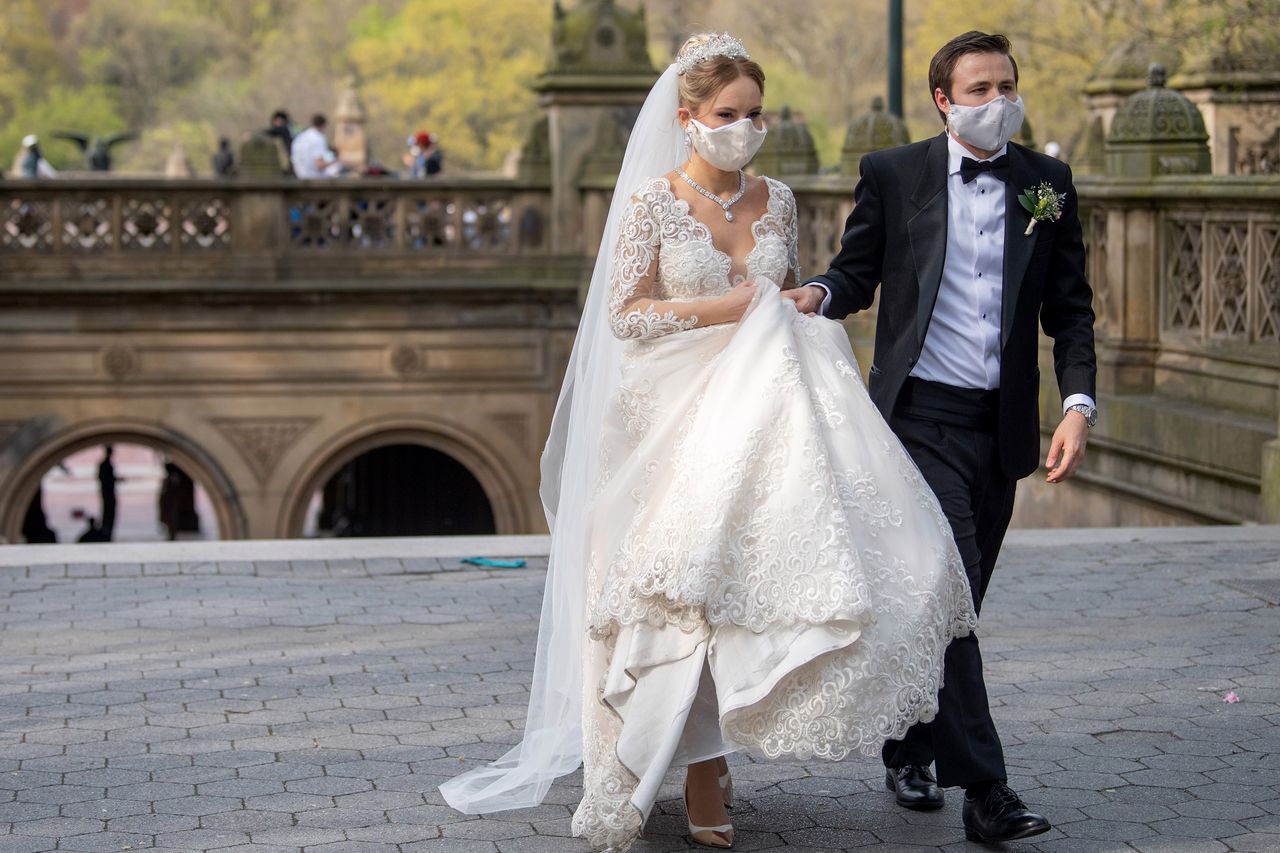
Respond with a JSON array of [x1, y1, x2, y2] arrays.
[[716, 755, 734, 809], [684, 781, 735, 848]]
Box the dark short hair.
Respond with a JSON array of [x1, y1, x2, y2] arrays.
[[928, 31, 1019, 124], [311, 113, 327, 128], [271, 110, 289, 123]]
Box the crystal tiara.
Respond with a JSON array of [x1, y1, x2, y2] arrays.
[[675, 33, 750, 75]]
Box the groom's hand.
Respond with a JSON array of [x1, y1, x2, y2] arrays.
[[781, 284, 825, 316], [1045, 412, 1088, 483]]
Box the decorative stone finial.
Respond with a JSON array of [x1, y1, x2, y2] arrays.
[[841, 95, 909, 176], [752, 105, 818, 176], [1105, 65, 1210, 177], [542, 0, 656, 78]]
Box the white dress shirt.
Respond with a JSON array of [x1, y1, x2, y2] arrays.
[[290, 128, 331, 179], [912, 135, 1006, 390], [807, 134, 1094, 415]]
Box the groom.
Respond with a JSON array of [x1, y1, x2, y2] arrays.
[[784, 31, 1096, 844]]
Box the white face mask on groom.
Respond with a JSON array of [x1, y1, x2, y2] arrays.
[[947, 95, 1025, 152]]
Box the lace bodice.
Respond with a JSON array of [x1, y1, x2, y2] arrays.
[[608, 175, 800, 340]]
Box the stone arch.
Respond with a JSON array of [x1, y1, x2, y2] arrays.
[[0, 420, 249, 543], [279, 415, 529, 538]]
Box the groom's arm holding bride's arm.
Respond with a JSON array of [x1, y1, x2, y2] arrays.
[[781, 155, 886, 317]]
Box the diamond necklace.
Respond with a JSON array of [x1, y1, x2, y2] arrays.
[[676, 168, 747, 221]]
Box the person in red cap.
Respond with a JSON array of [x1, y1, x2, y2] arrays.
[[403, 130, 443, 177]]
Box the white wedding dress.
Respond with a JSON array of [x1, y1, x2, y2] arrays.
[[572, 174, 979, 850]]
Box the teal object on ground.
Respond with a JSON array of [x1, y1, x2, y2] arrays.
[[461, 557, 527, 568]]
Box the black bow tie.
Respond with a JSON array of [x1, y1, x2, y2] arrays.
[[960, 155, 1010, 184]]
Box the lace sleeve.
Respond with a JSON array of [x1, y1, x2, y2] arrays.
[[608, 189, 701, 340], [783, 183, 800, 288]]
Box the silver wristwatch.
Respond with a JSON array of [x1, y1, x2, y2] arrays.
[[1067, 403, 1097, 427]]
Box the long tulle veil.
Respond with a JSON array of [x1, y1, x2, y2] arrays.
[[440, 64, 688, 813]]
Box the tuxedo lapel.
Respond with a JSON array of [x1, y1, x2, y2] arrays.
[[907, 134, 950, 350], [1002, 144, 1036, 348]]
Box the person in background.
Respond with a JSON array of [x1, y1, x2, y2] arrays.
[[76, 517, 108, 543], [265, 110, 294, 175], [265, 110, 292, 150], [290, 114, 332, 179], [320, 149, 347, 178], [97, 445, 120, 542], [402, 133, 425, 177], [18, 135, 58, 179], [421, 131, 443, 176], [1044, 140, 1063, 160], [159, 462, 181, 541], [212, 137, 235, 176]]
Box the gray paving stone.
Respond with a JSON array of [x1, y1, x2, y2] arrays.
[[0, 836, 58, 853], [8, 816, 101, 836], [0, 533, 1275, 851], [105, 812, 200, 834], [56, 830, 155, 851], [401, 840, 497, 853]]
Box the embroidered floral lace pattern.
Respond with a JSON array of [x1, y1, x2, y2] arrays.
[[573, 173, 975, 851], [721, 541, 977, 760], [606, 176, 799, 341], [573, 631, 644, 853]]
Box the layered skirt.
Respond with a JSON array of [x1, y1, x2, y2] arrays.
[[574, 282, 978, 850]]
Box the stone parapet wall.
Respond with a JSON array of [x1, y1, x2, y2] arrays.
[[0, 177, 578, 543], [1034, 176, 1280, 525]]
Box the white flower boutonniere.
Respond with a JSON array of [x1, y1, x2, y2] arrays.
[[1018, 182, 1067, 236]]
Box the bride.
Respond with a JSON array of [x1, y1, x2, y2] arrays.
[[442, 33, 978, 851]]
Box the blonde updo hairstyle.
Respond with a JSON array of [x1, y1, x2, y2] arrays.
[[676, 33, 766, 115]]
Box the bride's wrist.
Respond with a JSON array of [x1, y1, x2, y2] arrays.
[[701, 298, 727, 326]]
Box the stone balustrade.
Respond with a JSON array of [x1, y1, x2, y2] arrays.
[[1078, 176, 1280, 350], [0, 178, 556, 285]]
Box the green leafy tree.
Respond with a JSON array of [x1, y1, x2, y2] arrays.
[[3, 0, 1276, 175], [0, 86, 128, 171], [70, 0, 232, 127], [347, 0, 550, 172], [0, 0, 64, 124]]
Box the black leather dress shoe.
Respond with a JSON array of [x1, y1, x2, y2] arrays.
[[884, 764, 944, 810], [962, 782, 1051, 843]]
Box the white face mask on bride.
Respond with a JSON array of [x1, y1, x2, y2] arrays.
[[686, 117, 768, 171], [946, 95, 1024, 152]]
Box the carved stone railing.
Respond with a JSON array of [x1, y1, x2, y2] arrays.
[[1078, 177, 1280, 351], [785, 177, 855, 281], [1071, 176, 1280, 524], [0, 178, 556, 283]]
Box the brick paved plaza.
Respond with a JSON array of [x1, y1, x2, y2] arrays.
[[0, 527, 1277, 852]]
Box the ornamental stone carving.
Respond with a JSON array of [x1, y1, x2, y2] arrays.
[[211, 417, 317, 482], [841, 97, 910, 177], [390, 344, 423, 376], [102, 345, 138, 380], [1106, 64, 1211, 177]]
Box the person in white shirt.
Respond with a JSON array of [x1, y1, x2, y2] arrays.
[[784, 31, 1097, 845], [18, 135, 58, 179], [290, 114, 333, 179]]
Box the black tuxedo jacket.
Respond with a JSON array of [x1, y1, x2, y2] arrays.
[[809, 133, 1097, 480]]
